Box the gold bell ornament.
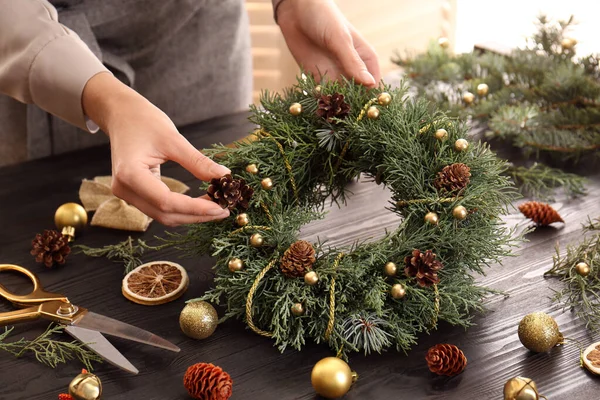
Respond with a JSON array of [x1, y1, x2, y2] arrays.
[[311, 357, 358, 399], [69, 370, 102, 400], [55, 202, 88, 242], [503, 376, 544, 400]]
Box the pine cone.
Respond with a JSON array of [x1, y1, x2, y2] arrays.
[[30, 230, 71, 268], [426, 343, 467, 376], [207, 174, 254, 211], [434, 163, 471, 193], [317, 93, 351, 123], [404, 249, 443, 287], [518, 201, 564, 226], [280, 240, 316, 278], [58, 394, 74, 400], [183, 362, 233, 400]]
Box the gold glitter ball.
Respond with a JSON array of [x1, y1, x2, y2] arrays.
[[367, 106, 380, 120], [575, 262, 590, 277], [384, 262, 397, 276], [434, 128, 448, 141], [518, 312, 563, 353], [228, 257, 244, 272], [391, 283, 406, 299], [291, 303, 305, 316], [424, 212, 439, 225], [289, 102, 303, 116], [453, 205, 468, 220], [377, 92, 392, 106], [462, 92, 475, 104], [261, 177, 273, 190], [476, 83, 489, 96], [250, 233, 264, 247], [236, 213, 250, 227], [245, 164, 259, 175], [179, 300, 218, 340], [304, 271, 319, 285], [454, 138, 469, 152]]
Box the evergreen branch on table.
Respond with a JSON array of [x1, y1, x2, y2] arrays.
[[506, 162, 587, 199], [75, 236, 162, 274], [0, 324, 102, 370]]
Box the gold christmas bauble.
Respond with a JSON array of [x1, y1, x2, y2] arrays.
[[179, 300, 218, 340], [245, 164, 259, 175], [575, 261, 590, 277], [236, 213, 250, 227], [261, 177, 273, 190], [311, 357, 356, 399], [434, 128, 448, 141], [228, 258, 244, 272], [250, 233, 264, 247], [367, 106, 380, 120], [477, 83, 489, 96], [561, 37, 577, 50], [55, 202, 88, 241], [462, 91, 475, 104], [69, 371, 102, 400], [453, 205, 468, 220], [384, 262, 397, 276], [304, 271, 319, 285], [289, 102, 303, 116], [315, 85, 322, 94], [438, 37, 450, 49], [291, 303, 305, 316], [518, 312, 563, 353], [424, 212, 439, 225], [454, 138, 469, 152], [377, 92, 392, 106], [503, 377, 539, 400], [391, 283, 406, 299]]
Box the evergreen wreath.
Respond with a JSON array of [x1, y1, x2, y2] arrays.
[[167, 75, 518, 356]]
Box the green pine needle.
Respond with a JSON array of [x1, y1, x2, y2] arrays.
[[75, 236, 162, 274]]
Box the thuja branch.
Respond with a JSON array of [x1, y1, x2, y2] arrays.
[[75, 236, 164, 273], [506, 163, 586, 199]]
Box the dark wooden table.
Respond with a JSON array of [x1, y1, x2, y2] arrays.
[[0, 112, 599, 400]]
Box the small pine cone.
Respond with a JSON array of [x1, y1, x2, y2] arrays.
[[280, 240, 316, 278], [58, 394, 74, 400], [434, 163, 471, 193], [207, 174, 254, 211], [30, 230, 70, 268], [518, 201, 564, 226], [426, 343, 467, 376], [404, 249, 443, 287], [184, 363, 233, 400], [316, 93, 351, 123]]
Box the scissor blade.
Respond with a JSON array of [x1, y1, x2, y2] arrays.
[[64, 325, 139, 375], [73, 311, 180, 353]]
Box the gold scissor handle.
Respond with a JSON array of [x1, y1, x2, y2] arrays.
[[0, 264, 69, 307]]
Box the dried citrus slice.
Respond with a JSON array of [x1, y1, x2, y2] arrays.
[[582, 342, 600, 375], [122, 261, 189, 305]]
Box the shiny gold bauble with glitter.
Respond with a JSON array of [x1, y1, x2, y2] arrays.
[[476, 83, 489, 96], [304, 271, 319, 286], [179, 300, 218, 340], [518, 312, 563, 353], [245, 164, 259, 175], [503, 376, 539, 400], [250, 233, 264, 247], [228, 257, 244, 272], [438, 37, 450, 49], [454, 138, 469, 152], [575, 261, 591, 277], [367, 106, 380, 120], [69, 371, 102, 400], [311, 357, 357, 399], [55, 202, 88, 241], [462, 91, 475, 104], [384, 262, 397, 276], [377, 92, 392, 106], [434, 128, 448, 141], [453, 205, 468, 220], [291, 303, 305, 316], [561, 37, 577, 50], [289, 102, 303, 116], [261, 177, 273, 190], [391, 283, 406, 299], [236, 213, 250, 227], [424, 212, 439, 225]]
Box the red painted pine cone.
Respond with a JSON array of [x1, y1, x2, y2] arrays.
[[426, 343, 467, 376], [184, 363, 233, 400]]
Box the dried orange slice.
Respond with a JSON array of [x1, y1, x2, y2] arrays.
[[583, 342, 600, 375], [122, 261, 189, 305]]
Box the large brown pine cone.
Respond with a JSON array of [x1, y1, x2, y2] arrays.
[[183, 363, 233, 400], [518, 201, 563, 226], [316, 93, 351, 123], [207, 174, 254, 211], [426, 343, 467, 376], [434, 163, 471, 193], [30, 230, 70, 268], [280, 240, 316, 278], [404, 249, 443, 287]]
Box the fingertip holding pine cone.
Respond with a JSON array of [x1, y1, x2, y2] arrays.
[[404, 249, 443, 287], [434, 163, 471, 193], [426, 344, 467, 376], [207, 174, 254, 211], [518, 201, 564, 226], [280, 240, 316, 278], [31, 229, 71, 268], [184, 363, 233, 400]]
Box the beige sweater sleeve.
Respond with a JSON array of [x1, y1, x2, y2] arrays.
[[0, 0, 109, 131]]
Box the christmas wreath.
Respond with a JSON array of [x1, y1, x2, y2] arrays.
[[168, 76, 517, 356]]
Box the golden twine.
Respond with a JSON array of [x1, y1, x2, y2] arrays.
[[256, 130, 299, 203], [432, 284, 440, 328], [245, 259, 277, 338], [229, 225, 271, 236], [260, 202, 274, 223], [324, 253, 345, 341], [396, 197, 461, 208], [334, 97, 377, 172]]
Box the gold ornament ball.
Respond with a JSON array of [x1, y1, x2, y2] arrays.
[[228, 257, 244, 272], [575, 262, 590, 277], [518, 312, 563, 353], [503, 377, 539, 400], [179, 300, 218, 340], [367, 106, 380, 120], [69, 371, 102, 400], [424, 212, 439, 225], [463, 91, 475, 104], [289, 102, 302, 116], [454, 138, 469, 152], [304, 271, 319, 286], [384, 262, 397, 276], [261, 177, 274, 190], [438, 37, 450, 49], [453, 205, 468, 220], [291, 302, 305, 316], [391, 283, 406, 299], [477, 83, 489, 96], [55, 202, 88, 241], [236, 213, 250, 227], [434, 128, 448, 141], [377, 92, 392, 106], [561, 37, 577, 49], [250, 233, 264, 247], [311, 357, 356, 399], [245, 163, 259, 175], [315, 85, 322, 94]]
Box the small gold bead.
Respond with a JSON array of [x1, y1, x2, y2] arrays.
[[561, 37, 577, 50], [228, 258, 244, 272], [463, 91, 475, 104], [477, 83, 489, 96], [315, 85, 322, 94], [454, 138, 469, 152], [304, 271, 319, 286], [424, 212, 439, 225], [576, 262, 591, 277], [377, 92, 392, 106], [291, 303, 305, 316], [246, 164, 259, 175], [438, 37, 450, 49], [289, 102, 303, 116], [391, 284, 406, 299], [236, 213, 250, 227], [434, 128, 448, 141], [261, 177, 273, 190], [384, 262, 397, 277], [250, 233, 264, 247], [367, 106, 380, 120], [453, 205, 468, 220]]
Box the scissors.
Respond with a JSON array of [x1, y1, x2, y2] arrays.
[[0, 264, 180, 374]]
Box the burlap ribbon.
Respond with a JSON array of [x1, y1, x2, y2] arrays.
[[79, 176, 190, 231]]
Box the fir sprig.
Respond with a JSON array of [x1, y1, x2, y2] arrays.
[[75, 237, 161, 274], [507, 162, 586, 199]]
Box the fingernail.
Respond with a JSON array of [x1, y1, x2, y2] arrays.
[[359, 71, 376, 86], [210, 164, 231, 177], [206, 207, 230, 217]]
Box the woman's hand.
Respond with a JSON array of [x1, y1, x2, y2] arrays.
[[82, 72, 231, 226], [277, 0, 381, 87]]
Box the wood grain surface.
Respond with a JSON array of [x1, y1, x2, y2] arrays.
[[0, 112, 599, 400]]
